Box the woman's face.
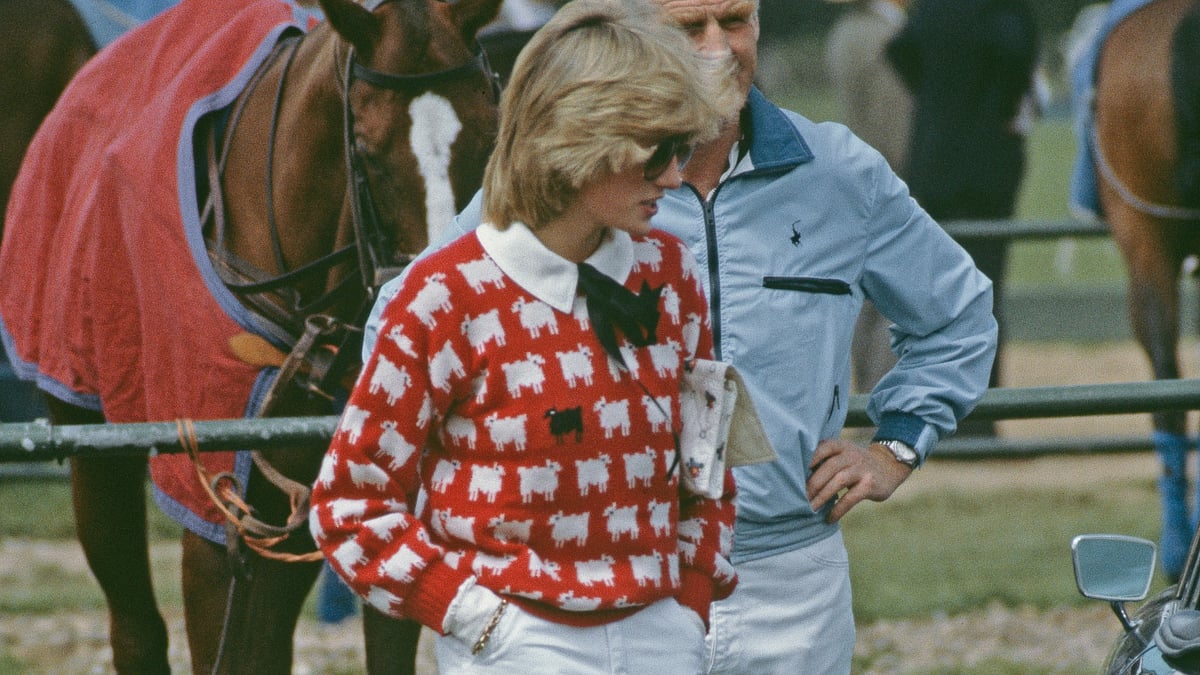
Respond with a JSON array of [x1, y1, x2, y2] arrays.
[[573, 152, 686, 240]]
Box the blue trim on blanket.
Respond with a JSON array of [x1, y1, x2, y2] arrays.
[[151, 367, 278, 544], [1069, 0, 1157, 220], [177, 20, 311, 353], [0, 312, 103, 412]]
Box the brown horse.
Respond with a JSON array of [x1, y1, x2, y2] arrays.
[[0, 0, 500, 672], [1093, 0, 1200, 580]]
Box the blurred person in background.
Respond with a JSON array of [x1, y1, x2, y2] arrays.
[[887, 0, 1040, 437]]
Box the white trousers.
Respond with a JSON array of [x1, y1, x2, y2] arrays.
[[435, 596, 705, 674], [705, 530, 855, 675]]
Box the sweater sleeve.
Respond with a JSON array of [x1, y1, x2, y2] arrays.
[[309, 268, 473, 631], [671, 241, 738, 619]]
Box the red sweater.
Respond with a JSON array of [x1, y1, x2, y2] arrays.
[[311, 224, 736, 631]]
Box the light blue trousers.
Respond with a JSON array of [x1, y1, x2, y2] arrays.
[[705, 530, 855, 675], [435, 596, 705, 674]]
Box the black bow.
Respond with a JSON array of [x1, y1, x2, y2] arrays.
[[576, 262, 662, 368]]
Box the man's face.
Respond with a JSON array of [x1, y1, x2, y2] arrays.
[[655, 0, 759, 102]]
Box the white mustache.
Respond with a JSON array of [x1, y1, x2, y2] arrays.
[[696, 51, 742, 121], [698, 51, 737, 79]]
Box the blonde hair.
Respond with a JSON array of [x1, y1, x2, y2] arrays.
[[482, 0, 737, 229]]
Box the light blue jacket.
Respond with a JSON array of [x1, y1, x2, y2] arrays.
[[364, 87, 997, 562]]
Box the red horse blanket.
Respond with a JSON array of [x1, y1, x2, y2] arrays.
[[0, 0, 319, 543]]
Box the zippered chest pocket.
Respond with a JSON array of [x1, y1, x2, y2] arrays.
[[748, 276, 856, 360], [762, 276, 851, 295]]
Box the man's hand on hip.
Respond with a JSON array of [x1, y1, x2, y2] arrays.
[[807, 439, 913, 523]]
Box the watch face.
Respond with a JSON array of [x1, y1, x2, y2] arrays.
[[883, 440, 916, 464]]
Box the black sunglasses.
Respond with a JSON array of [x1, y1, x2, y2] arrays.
[[643, 136, 694, 181]]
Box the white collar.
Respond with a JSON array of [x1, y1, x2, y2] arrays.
[[715, 136, 753, 181], [476, 221, 635, 312]]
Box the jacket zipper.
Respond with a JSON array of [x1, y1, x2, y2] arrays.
[[701, 192, 724, 361]]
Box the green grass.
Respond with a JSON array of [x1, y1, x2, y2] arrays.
[[843, 469, 1165, 624], [0, 471, 1167, 623], [0, 477, 181, 540]]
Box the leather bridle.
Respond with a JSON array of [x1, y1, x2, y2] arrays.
[[205, 14, 499, 355]]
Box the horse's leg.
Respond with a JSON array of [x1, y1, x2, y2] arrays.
[[182, 446, 322, 674], [1111, 208, 1191, 579], [47, 396, 171, 673], [363, 606, 424, 675]]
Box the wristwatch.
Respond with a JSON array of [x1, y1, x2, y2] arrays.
[[876, 439, 919, 468]]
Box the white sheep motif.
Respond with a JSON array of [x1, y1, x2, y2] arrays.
[[574, 555, 616, 587], [604, 502, 640, 541], [461, 308, 506, 353], [647, 339, 682, 378], [380, 544, 426, 583], [368, 356, 412, 405], [593, 397, 631, 438], [501, 353, 546, 397], [556, 344, 595, 388], [511, 297, 559, 338], [429, 341, 465, 392], [518, 460, 562, 502], [575, 454, 612, 496], [549, 510, 589, 548], [467, 463, 506, 503], [385, 323, 418, 357], [377, 420, 417, 470], [623, 447, 657, 489], [347, 461, 389, 492], [407, 272, 452, 327], [429, 458, 462, 493], [483, 413, 528, 452], [456, 256, 506, 294], [338, 405, 370, 444]]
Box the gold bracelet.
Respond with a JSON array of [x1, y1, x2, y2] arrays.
[[471, 598, 509, 655]]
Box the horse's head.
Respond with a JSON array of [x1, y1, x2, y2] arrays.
[[322, 0, 502, 260]]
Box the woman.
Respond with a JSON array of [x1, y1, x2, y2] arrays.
[[309, 0, 739, 671]]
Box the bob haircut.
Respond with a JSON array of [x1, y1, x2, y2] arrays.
[[482, 0, 737, 229]]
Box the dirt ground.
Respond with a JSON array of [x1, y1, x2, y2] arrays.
[[0, 340, 1188, 672]]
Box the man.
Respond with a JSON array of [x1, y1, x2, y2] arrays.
[[364, 0, 997, 671]]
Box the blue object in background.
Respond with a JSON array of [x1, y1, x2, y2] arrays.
[[64, 0, 181, 49], [0, 352, 48, 422], [316, 561, 359, 624]]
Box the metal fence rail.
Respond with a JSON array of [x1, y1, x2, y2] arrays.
[[939, 218, 1108, 240], [2, 377, 1197, 463]]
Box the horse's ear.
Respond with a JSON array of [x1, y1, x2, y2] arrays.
[[450, 0, 504, 42], [320, 0, 383, 56]]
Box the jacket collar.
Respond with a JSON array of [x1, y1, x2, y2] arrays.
[[476, 221, 635, 313], [741, 86, 815, 173]]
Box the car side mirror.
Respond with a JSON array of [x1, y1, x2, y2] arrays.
[[1072, 534, 1156, 635]]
